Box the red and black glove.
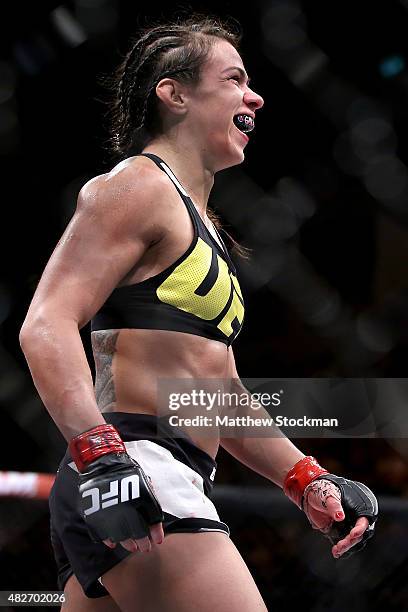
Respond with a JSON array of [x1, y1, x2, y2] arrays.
[[284, 456, 378, 558], [69, 424, 163, 544]]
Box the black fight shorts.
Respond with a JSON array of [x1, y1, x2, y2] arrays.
[[49, 412, 229, 598]]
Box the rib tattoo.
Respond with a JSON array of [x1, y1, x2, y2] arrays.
[[91, 331, 119, 412]]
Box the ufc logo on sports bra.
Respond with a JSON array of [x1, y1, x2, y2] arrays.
[[156, 237, 244, 338], [82, 475, 140, 516]]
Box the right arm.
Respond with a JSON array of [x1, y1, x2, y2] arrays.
[[19, 162, 165, 441]]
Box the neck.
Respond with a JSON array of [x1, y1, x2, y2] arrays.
[[142, 135, 215, 215]]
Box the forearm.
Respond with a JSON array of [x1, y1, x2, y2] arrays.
[[220, 377, 304, 487], [20, 316, 105, 441], [221, 426, 305, 488]]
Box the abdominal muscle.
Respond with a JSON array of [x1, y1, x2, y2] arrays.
[[91, 328, 231, 458]]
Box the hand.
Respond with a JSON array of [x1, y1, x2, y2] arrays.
[[302, 478, 370, 559], [79, 453, 164, 553], [283, 457, 378, 559], [103, 523, 164, 553], [70, 424, 164, 553]]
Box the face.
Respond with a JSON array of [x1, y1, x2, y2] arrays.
[[185, 38, 264, 171]]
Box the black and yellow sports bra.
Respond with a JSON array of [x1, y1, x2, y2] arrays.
[[91, 153, 244, 346]]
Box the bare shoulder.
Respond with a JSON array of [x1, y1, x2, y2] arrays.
[[22, 156, 173, 327], [77, 156, 171, 242]]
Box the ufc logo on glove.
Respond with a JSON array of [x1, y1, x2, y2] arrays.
[[83, 475, 140, 516]]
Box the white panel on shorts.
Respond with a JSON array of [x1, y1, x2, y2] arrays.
[[124, 440, 220, 522]]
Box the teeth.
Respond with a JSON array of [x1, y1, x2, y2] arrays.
[[233, 114, 255, 133]]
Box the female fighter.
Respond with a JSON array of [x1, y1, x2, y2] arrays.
[[19, 15, 378, 612]]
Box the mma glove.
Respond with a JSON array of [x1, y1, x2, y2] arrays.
[[283, 456, 378, 557], [69, 424, 163, 543]]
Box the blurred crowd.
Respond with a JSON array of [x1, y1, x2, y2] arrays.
[[1, 1, 408, 609]]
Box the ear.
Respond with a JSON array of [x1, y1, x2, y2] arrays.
[[155, 78, 188, 116]]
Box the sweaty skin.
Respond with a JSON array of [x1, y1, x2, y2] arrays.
[[20, 38, 370, 560], [91, 328, 230, 458], [88, 38, 264, 458], [91, 154, 233, 458]]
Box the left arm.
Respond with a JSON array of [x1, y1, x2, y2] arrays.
[[219, 352, 305, 488], [220, 349, 378, 559]]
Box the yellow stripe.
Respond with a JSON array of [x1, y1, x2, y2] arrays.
[[156, 237, 244, 337]]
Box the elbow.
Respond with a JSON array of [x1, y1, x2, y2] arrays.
[[19, 312, 51, 353], [20, 310, 79, 354], [19, 319, 39, 353]]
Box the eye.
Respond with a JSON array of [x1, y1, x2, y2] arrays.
[[228, 75, 241, 84]]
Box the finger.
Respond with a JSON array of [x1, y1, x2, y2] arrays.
[[304, 480, 341, 513], [120, 539, 139, 553], [332, 518, 370, 557], [150, 522, 164, 545], [353, 516, 369, 533], [305, 507, 332, 531], [332, 531, 356, 557], [339, 517, 369, 545], [333, 534, 363, 558], [304, 491, 325, 512], [347, 520, 369, 545], [348, 535, 364, 548], [325, 497, 345, 521], [333, 533, 355, 554], [135, 536, 151, 553], [103, 538, 116, 549]]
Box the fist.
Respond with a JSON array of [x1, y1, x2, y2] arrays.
[[303, 476, 378, 559]]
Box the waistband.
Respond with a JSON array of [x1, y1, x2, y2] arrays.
[[69, 412, 218, 496]]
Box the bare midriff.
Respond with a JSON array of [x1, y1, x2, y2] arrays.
[[91, 328, 231, 459]]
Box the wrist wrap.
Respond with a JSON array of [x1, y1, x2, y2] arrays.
[[69, 424, 126, 472], [283, 456, 329, 508]]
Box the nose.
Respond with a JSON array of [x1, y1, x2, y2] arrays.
[[244, 87, 264, 111]]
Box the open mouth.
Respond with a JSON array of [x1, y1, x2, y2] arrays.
[[233, 114, 255, 134]]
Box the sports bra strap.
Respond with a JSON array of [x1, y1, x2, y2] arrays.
[[138, 152, 234, 269], [137, 152, 200, 235]]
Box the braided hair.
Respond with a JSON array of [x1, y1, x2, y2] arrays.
[[107, 14, 241, 160], [105, 14, 249, 258]]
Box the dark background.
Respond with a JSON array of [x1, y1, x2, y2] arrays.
[[0, 1, 408, 610]]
